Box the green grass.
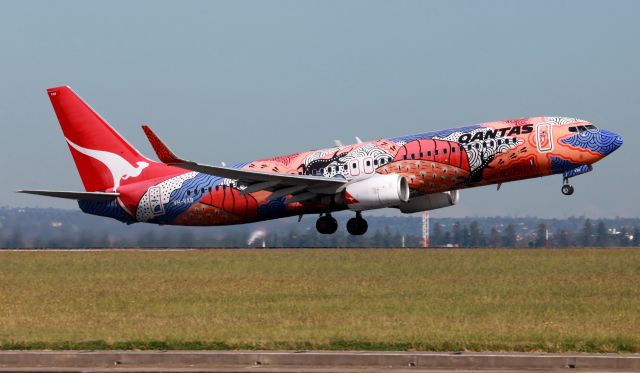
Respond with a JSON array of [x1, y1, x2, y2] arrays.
[[0, 248, 639, 352]]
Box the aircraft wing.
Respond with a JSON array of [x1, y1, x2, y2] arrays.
[[142, 125, 348, 202], [17, 190, 119, 201]]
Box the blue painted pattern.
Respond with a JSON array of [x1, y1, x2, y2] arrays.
[[151, 173, 223, 224], [78, 199, 135, 224], [560, 130, 623, 155], [256, 197, 287, 221], [550, 156, 584, 174], [563, 164, 592, 179]]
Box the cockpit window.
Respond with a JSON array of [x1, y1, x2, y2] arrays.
[[569, 125, 597, 133]]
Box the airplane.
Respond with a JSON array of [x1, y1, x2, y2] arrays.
[[19, 86, 623, 235]]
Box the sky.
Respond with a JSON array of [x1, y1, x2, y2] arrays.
[[0, 0, 637, 218]]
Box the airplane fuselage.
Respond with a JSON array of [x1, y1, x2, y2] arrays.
[[80, 116, 621, 227]]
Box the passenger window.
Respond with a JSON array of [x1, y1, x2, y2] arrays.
[[475, 143, 480, 149], [208, 186, 212, 192], [187, 190, 191, 196], [366, 160, 371, 166], [451, 147, 455, 153], [435, 150, 439, 155], [498, 139, 502, 145], [483, 142, 487, 148], [373, 159, 378, 166], [427, 151, 432, 157], [215, 185, 219, 191], [419, 152, 423, 158], [411, 154, 416, 160], [403, 155, 407, 160], [490, 140, 494, 146], [352, 163, 357, 169]]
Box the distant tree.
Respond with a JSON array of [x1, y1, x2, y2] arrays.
[[618, 227, 630, 247], [432, 223, 444, 246], [469, 221, 484, 247], [443, 231, 452, 246], [595, 221, 608, 247], [489, 227, 501, 247], [452, 222, 462, 247], [634, 226, 640, 247], [502, 224, 517, 247], [460, 224, 470, 247], [581, 219, 593, 247], [556, 229, 570, 247], [535, 223, 547, 247]]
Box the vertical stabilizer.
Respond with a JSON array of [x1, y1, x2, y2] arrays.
[[47, 86, 153, 192]]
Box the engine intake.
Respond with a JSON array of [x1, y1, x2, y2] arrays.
[[342, 174, 410, 211]]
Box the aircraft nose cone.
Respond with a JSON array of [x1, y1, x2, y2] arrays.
[[599, 129, 623, 155]]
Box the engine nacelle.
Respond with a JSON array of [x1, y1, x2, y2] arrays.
[[341, 174, 410, 211], [396, 190, 459, 213]]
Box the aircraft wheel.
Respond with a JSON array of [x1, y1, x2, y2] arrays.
[[561, 184, 574, 196], [347, 215, 368, 235], [316, 215, 338, 234]]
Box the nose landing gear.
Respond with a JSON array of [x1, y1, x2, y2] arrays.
[[346, 212, 368, 235], [561, 178, 574, 196], [316, 213, 338, 234]]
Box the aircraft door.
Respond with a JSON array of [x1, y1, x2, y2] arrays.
[[536, 123, 553, 153]]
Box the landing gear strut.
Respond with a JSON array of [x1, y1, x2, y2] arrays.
[[347, 212, 368, 236], [316, 213, 338, 234], [561, 177, 574, 196]]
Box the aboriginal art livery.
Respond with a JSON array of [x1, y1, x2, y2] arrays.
[[20, 86, 624, 235]]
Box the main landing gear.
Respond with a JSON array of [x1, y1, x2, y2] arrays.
[[316, 213, 338, 234], [315, 212, 369, 235], [347, 211, 368, 236], [561, 177, 574, 196]]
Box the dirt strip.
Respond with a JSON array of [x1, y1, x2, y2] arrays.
[[0, 351, 639, 371]]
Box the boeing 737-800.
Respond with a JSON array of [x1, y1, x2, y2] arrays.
[[20, 86, 623, 235]]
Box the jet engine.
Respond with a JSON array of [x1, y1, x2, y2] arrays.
[[341, 174, 410, 211], [396, 190, 459, 213]]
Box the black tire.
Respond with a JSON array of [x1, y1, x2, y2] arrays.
[[347, 217, 368, 235], [316, 216, 338, 234], [561, 184, 574, 196]]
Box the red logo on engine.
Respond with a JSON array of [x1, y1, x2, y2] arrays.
[[344, 191, 359, 204]]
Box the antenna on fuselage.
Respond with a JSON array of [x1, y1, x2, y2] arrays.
[[355, 136, 363, 144], [334, 139, 343, 147], [221, 161, 226, 167]]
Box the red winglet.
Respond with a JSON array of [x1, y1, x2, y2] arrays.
[[141, 125, 187, 164]]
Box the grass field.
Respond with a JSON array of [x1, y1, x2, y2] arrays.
[[0, 248, 639, 352]]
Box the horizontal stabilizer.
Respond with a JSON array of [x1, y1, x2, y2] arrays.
[[17, 190, 119, 201]]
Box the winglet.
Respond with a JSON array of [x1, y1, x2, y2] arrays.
[[141, 125, 188, 164]]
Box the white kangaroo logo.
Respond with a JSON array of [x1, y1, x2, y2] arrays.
[[66, 138, 149, 191]]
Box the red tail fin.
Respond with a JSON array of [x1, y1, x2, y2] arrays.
[[47, 86, 153, 192]]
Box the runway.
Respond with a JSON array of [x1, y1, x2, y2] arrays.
[[0, 350, 639, 372]]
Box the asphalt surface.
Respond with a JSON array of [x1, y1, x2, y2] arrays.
[[0, 350, 639, 372]]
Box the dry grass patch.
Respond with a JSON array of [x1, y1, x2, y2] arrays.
[[0, 248, 639, 351]]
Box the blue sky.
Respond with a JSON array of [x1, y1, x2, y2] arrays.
[[1, 1, 637, 218]]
